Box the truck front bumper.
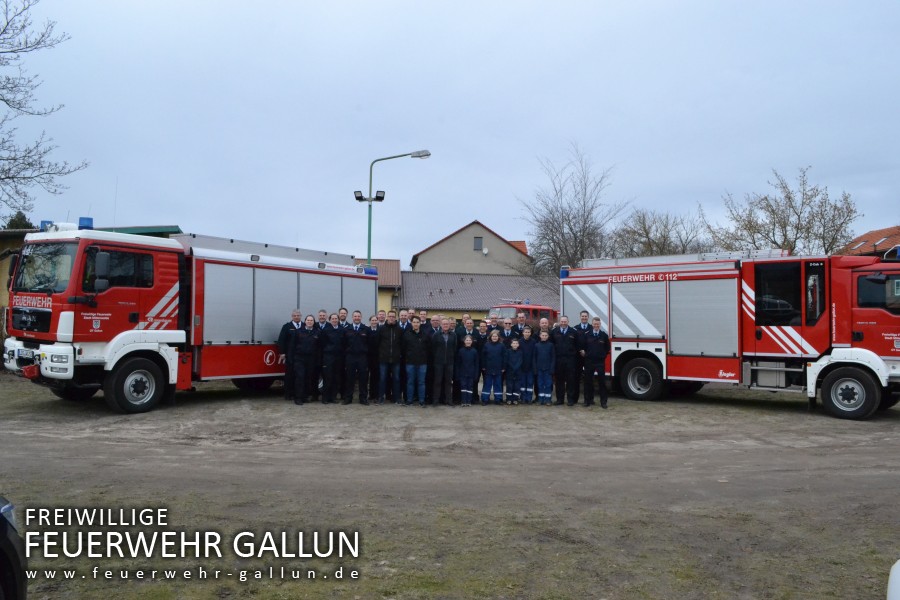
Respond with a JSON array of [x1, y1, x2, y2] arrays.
[[3, 337, 75, 380]]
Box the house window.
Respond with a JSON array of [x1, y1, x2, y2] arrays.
[[473, 237, 483, 251]]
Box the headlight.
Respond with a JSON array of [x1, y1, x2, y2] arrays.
[[51, 354, 69, 363], [0, 497, 18, 533]]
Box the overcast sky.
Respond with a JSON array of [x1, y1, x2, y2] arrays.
[[19, 1, 900, 266]]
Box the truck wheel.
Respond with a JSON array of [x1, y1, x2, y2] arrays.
[[232, 377, 275, 392], [821, 368, 880, 420], [877, 390, 900, 412], [104, 358, 164, 413], [619, 357, 664, 401], [51, 387, 98, 402]]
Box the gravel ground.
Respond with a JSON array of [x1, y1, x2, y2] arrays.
[[1, 372, 898, 599]]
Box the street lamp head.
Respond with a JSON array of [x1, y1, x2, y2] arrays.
[[410, 150, 431, 159], [374, 191, 385, 202], [354, 191, 365, 202]]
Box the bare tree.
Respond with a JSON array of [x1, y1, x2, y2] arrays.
[[520, 145, 628, 275], [614, 208, 712, 257], [0, 0, 86, 217], [702, 167, 860, 255]]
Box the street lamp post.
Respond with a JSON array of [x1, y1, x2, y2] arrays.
[[355, 149, 430, 265]]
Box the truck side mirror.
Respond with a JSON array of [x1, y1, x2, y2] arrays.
[[7, 253, 17, 278], [94, 251, 110, 292]]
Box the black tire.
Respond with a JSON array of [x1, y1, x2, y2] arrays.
[[619, 357, 664, 401], [232, 377, 276, 392], [667, 381, 705, 397], [50, 386, 98, 402], [820, 367, 881, 420], [877, 390, 900, 411], [103, 357, 164, 413]]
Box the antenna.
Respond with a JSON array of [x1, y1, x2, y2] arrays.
[[113, 176, 118, 227]]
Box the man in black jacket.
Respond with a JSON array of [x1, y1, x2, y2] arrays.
[[431, 318, 457, 406], [377, 311, 403, 404], [277, 309, 303, 400], [551, 316, 579, 406], [402, 316, 429, 406], [579, 317, 610, 408]]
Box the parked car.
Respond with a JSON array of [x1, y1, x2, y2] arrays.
[[0, 496, 26, 600]]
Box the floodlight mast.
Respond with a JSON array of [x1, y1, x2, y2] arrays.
[[357, 149, 431, 266]]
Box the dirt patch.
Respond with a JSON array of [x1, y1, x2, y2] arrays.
[[1, 372, 898, 599]]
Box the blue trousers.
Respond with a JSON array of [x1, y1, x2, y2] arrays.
[[536, 371, 554, 404], [406, 364, 427, 404], [378, 363, 401, 403], [481, 372, 503, 403]]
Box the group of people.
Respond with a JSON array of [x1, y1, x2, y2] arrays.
[[276, 308, 610, 409]]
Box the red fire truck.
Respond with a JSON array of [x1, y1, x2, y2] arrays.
[[485, 302, 558, 327], [560, 248, 900, 419], [4, 225, 377, 413]]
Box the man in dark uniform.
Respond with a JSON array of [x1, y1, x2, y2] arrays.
[[579, 317, 610, 408], [289, 315, 320, 405], [574, 310, 592, 401], [550, 316, 579, 406], [343, 310, 370, 405], [277, 309, 303, 400]]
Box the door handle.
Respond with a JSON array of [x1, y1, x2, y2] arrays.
[[755, 329, 762, 340]]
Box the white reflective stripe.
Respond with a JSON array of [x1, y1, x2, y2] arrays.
[[611, 287, 661, 336], [159, 295, 179, 318], [578, 285, 611, 322], [567, 285, 609, 322], [742, 293, 755, 317], [780, 326, 817, 355], [767, 327, 801, 354], [763, 330, 793, 354], [147, 283, 179, 318], [741, 305, 755, 321], [742, 281, 756, 301]]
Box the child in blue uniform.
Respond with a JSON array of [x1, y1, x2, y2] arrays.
[[480, 329, 506, 405], [533, 330, 556, 405], [505, 338, 523, 405], [518, 326, 536, 404]]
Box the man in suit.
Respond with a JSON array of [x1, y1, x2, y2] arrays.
[[580, 317, 610, 408], [277, 309, 303, 400], [551, 316, 579, 406], [343, 310, 370, 405], [430, 318, 457, 405]]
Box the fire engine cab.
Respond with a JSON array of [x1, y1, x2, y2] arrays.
[[560, 248, 900, 419], [4, 225, 377, 413]]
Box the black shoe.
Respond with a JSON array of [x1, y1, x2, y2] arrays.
[[293, 399, 303, 405], [554, 401, 563, 406], [584, 402, 593, 407], [567, 403, 575, 407], [342, 400, 351, 405], [360, 400, 369, 406], [601, 404, 608, 409]]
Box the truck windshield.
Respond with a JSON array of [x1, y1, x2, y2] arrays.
[[490, 308, 518, 319], [12, 242, 78, 294]]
